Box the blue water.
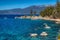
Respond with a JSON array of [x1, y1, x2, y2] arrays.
[[0, 18, 60, 40]]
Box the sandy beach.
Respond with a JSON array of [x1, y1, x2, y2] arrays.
[[31, 16, 60, 22]]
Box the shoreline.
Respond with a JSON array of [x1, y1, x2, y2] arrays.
[[31, 16, 60, 24], [15, 16, 60, 23]]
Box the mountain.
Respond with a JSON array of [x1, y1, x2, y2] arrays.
[[0, 5, 46, 15]]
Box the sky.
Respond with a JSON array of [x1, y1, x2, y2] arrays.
[[0, 0, 56, 10]]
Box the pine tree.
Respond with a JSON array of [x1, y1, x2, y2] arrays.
[[30, 9, 33, 17]]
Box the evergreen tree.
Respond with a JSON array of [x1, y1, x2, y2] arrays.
[[40, 0, 60, 18], [40, 6, 54, 17], [30, 9, 33, 17]]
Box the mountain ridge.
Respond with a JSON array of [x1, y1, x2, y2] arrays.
[[0, 5, 46, 15]]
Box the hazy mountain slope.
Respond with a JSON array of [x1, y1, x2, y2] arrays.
[[0, 5, 46, 15]]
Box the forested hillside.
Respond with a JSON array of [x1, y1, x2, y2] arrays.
[[40, 0, 60, 19]]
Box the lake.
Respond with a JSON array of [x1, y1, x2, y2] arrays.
[[0, 18, 60, 40]]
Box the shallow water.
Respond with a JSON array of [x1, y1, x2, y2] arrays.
[[0, 18, 60, 40]]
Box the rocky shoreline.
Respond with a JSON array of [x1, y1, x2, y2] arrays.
[[15, 16, 60, 24]]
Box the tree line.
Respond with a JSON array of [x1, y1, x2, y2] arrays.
[[29, 0, 60, 19], [40, 1, 60, 18]]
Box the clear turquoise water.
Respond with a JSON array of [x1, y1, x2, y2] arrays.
[[0, 18, 60, 40]]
